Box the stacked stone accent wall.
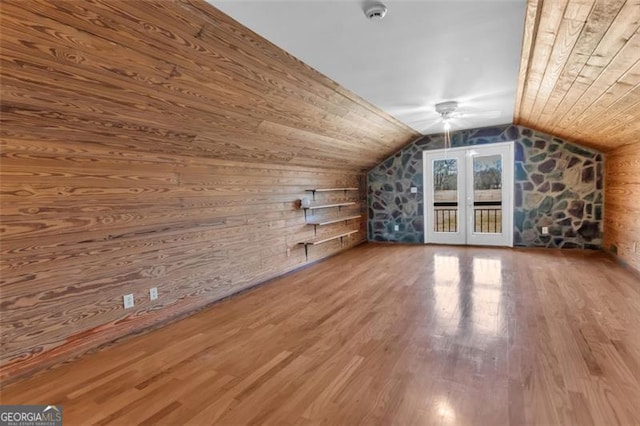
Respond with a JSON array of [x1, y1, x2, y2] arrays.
[[367, 124, 603, 249]]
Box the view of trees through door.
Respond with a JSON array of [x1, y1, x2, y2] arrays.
[[433, 156, 503, 233], [472, 155, 502, 233]]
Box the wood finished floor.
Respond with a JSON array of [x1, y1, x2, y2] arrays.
[[2, 243, 640, 425]]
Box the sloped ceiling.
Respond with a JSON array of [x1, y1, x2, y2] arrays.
[[2, 0, 419, 171], [212, 0, 527, 135], [514, 0, 640, 152]]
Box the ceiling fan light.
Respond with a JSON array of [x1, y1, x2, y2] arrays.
[[435, 101, 459, 116]]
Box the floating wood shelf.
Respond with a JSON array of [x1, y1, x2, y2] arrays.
[[303, 202, 356, 210], [298, 191, 360, 259], [298, 230, 358, 259], [306, 187, 358, 192], [306, 215, 362, 226], [298, 230, 358, 246], [306, 188, 359, 200], [302, 201, 356, 221]]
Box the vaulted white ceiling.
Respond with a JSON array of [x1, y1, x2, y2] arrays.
[[211, 0, 527, 135]]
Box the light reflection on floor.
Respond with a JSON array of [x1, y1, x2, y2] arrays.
[[433, 255, 461, 335], [433, 253, 505, 337], [431, 251, 506, 424], [472, 257, 503, 336]]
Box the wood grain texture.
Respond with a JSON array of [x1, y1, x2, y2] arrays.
[[2, 244, 640, 425], [0, 0, 421, 382], [514, 0, 640, 152], [604, 142, 640, 274], [0, 0, 418, 171], [514, 0, 543, 123]]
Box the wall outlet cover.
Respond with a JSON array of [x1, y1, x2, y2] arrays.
[[410, 186, 418, 194], [123, 294, 134, 309], [149, 287, 158, 301], [394, 224, 399, 231], [541, 226, 549, 235]]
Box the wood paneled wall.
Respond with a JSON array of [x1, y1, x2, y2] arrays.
[[515, 0, 640, 152], [604, 143, 640, 275], [0, 0, 417, 382], [1, 0, 418, 170]]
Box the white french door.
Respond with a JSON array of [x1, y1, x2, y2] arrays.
[[423, 142, 514, 247]]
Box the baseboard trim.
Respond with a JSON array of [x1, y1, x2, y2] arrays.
[[605, 251, 640, 281]]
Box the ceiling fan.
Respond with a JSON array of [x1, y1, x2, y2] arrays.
[[435, 101, 458, 150], [387, 99, 502, 134], [435, 101, 459, 131]]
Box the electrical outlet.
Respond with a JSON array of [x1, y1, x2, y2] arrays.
[[541, 226, 549, 235], [394, 224, 399, 231], [410, 186, 418, 194], [149, 287, 158, 301], [123, 294, 134, 309]]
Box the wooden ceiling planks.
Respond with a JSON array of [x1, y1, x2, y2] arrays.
[[514, 0, 640, 151], [1, 0, 419, 172]]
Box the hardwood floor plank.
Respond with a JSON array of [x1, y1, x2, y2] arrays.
[[2, 243, 640, 425]]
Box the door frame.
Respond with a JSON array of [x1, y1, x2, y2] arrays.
[[423, 149, 467, 245], [422, 141, 514, 247]]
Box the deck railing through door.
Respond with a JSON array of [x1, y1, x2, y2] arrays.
[[433, 201, 502, 233]]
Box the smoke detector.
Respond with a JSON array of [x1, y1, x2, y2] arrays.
[[364, 3, 387, 20]]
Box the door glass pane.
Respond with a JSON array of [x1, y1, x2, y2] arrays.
[[473, 155, 502, 234], [432, 159, 458, 233]]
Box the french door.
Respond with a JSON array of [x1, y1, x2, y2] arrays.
[[423, 142, 514, 247]]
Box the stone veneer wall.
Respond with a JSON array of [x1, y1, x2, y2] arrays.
[[368, 124, 603, 249]]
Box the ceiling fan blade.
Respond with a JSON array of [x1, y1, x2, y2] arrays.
[[386, 104, 432, 116], [457, 109, 502, 120], [409, 117, 443, 130]]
